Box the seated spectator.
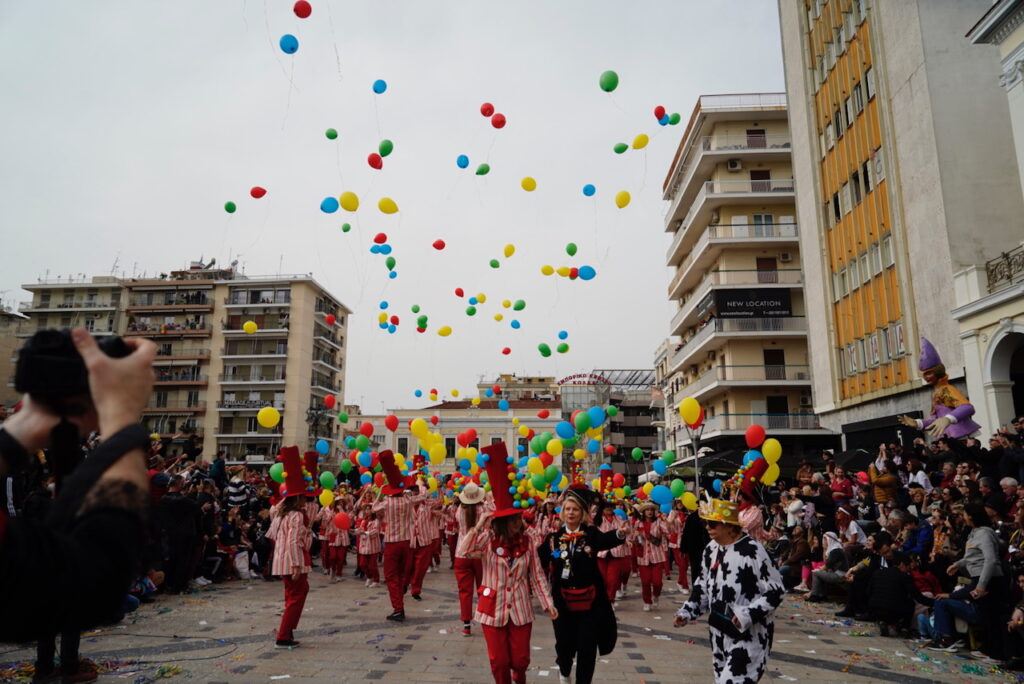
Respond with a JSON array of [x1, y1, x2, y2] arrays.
[[835, 506, 867, 548], [906, 486, 927, 518], [830, 466, 854, 505], [906, 459, 932, 493], [1001, 478, 1019, 519], [899, 513, 934, 557], [778, 526, 811, 590], [837, 531, 894, 619], [979, 477, 1006, 519], [805, 531, 850, 602], [938, 461, 956, 489], [868, 551, 934, 636]]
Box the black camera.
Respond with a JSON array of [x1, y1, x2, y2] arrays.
[[15, 329, 131, 412]]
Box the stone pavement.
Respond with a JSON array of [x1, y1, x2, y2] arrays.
[[1, 565, 1017, 683]]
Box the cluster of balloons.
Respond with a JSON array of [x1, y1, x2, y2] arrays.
[[711, 423, 783, 495], [539, 264, 597, 281], [480, 102, 506, 129], [678, 396, 706, 429], [223, 185, 268, 214], [377, 299, 400, 334], [368, 139, 394, 170], [367, 232, 399, 280], [652, 105, 682, 127], [489, 245, 515, 269]]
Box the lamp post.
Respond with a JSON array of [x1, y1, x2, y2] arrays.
[[682, 422, 705, 493], [305, 405, 329, 447]]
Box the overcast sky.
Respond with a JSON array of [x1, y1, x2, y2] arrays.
[[0, 1, 785, 412]]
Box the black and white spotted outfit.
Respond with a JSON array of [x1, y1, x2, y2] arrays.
[[675, 534, 784, 684]]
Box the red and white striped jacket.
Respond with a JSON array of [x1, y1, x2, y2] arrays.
[[597, 515, 631, 558], [667, 510, 684, 549], [462, 525, 556, 627], [356, 518, 382, 555], [454, 505, 480, 559], [372, 493, 425, 543], [412, 500, 441, 548], [634, 518, 671, 566], [268, 510, 311, 576], [317, 507, 350, 547]]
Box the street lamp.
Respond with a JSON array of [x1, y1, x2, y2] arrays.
[[305, 405, 330, 444]]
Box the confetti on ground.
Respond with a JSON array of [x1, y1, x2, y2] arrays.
[[538, 670, 550, 677], [133, 665, 184, 683], [269, 676, 292, 680]]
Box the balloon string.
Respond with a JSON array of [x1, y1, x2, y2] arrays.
[[262, 0, 294, 85], [281, 58, 296, 131], [240, 0, 249, 33], [324, 1, 345, 85], [245, 199, 274, 251], [373, 95, 382, 139]]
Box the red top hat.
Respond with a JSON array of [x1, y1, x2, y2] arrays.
[[303, 451, 322, 497], [482, 442, 521, 518], [380, 450, 415, 496], [599, 470, 612, 495], [739, 457, 769, 506], [278, 446, 310, 499]]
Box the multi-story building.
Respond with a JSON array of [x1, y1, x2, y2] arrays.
[[0, 308, 28, 410], [475, 374, 559, 401], [16, 264, 350, 465], [777, 0, 1024, 449], [661, 93, 834, 459]]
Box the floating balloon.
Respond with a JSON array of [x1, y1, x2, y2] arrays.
[[587, 406, 606, 428], [615, 191, 631, 208], [491, 113, 506, 129], [325, 128, 338, 140], [538, 343, 551, 357], [762, 462, 781, 486], [340, 191, 359, 212], [250, 186, 266, 199], [372, 79, 387, 94], [489, 259, 500, 269], [432, 239, 446, 250], [541, 265, 554, 276], [480, 102, 494, 116], [294, 1, 311, 18], [224, 201, 237, 214], [510, 320, 520, 329], [669, 112, 681, 125], [613, 143, 628, 154], [269, 462, 285, 483], [762, 438, 782, 464], [556, 343, 569, 353], [653, 460, 667, 475], [599, 70, 619, 92], [340, 223, 351, 233], [745, 424, 766, 449], [582, 184, 595, 197], [324, 395, 336, 409], [378, 197, 398, 214], [498, 399, 510, 411], [325, 314, 336, 326], [476, 163, 490, 176], [279, 34, 299, 54], [679, 397, 701, 425], [316, 439, 330, 455], [513, 300, 525, 311], [578, 265, 596, 281], [368, 153, 383, 169], [257, 406, 281, 429], [242, 320, 258, 334], [521, 177, 536, 192], [336, 411, 349, 423], [712, 478, 723, 493], [654, 105, 666, 120], [632, 134, 649, 150], [631, 447, 643, 461], [502, 347, 511, 355], [565, 243, 577, 257], [504, 244, 516, 258], [456, 154, 469, 168], [379, 139, 394, 157], [438, 326, 452, 337], [659, 114, 670, 126]]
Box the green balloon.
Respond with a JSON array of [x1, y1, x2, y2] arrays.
[[355, 434, 370, 452], [339, 460, 353, 474], [340, 223, 351, 233], [531, 473, 547, 490], [607, 405, 619, 417], [466, 306, 477, 316], [566, 243, 577, 257], [476, 163, 490, 175], [668, 112, 681, 125], [544, 465, 560, 483], [385, 256, 396, 270], [269, 462, 285, 483], [411, 304, 420, 313], [530, 436, 544, 455], [513, 299, 526, 311], [599, 70, 619, 92], [613, 143, 628, 154], [575, 412, 591, 434], [417, 314, 428, 327], [539, 432, 553, 450], [224, 201, 237, 214], [661, 450, 676, 465], [623, 485, 632, 496], [379, 139, 394, 157], [325, 128, 338, 139], [556, 342, 569, 354], [670, 478, 686, 497], [320, 471, 336, 489], [631, 447, 643, 461], [489, 259, 500, 269], [336, 411, 349, 423], [538, 343, 551, 357]]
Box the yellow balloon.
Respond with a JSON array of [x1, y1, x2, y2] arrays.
[[394, 455, 406, 470], [678, 397, 701, 425], [319, 490, 335, 507], [257, 406, 281, 429], [573, 449, 587, 461], [632, 133, 649, 150], [427, 477, 438, 492], [429, 393, 438, 401], [429, 444, 446, 464], [762, 438, 782, 463], [469, 462, 479, 475], [681, 492, 698, 511], [467, 447, 478, 460], [438, 326, 452, 337], [558, 475, 568, 490], [378, 312, 388, 324], [540, 265, 554, 276], [378, 197, 399, 214], [471, 397, 481, 406], [521, 177, 537, 192], [518, 425, 530, 437], [762, 462, 780, 486], [546, 439, 563, 456], [504, 244, 516, 258], [615, 190, 631, 209], [410, 418, 430, 439], [613, 487, 626, 499], [451, 389, 460, 398], [512, 417, 520, 426], [339, 191, 359, 212], [642, 482, 654, 495], [456, 447, 467, 460], [527, 457, 544, 475], [502, 299, 511, 308], [242, 320, 258, 334], [556, 266, 571, 277], [477, 293, 487, 303], [592, 478, 601, 490], [494, 313, 504, 322]]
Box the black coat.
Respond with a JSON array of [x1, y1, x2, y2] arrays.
[[539, 524, 624, 655]]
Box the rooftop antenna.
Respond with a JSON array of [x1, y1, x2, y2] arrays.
[[278, 254, 283, 277]]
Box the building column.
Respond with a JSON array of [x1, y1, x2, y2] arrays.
[[960, 329, 993, 437], [986, 380, 1018, 434]]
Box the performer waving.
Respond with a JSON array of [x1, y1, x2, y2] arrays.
[[267, 446, 314, 648]]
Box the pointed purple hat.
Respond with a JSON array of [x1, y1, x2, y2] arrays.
[[919, 338, 942, 371]]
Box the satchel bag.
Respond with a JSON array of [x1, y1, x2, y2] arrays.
[[708, 600, 749, 640], [560, 585, 596, 612]]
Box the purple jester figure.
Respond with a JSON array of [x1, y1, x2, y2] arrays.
[[898, 338, 980, 439]]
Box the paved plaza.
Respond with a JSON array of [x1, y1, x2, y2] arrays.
[[1, 565, 1017, 683]]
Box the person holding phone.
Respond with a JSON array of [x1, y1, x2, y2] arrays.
[[673, 490, 784, 683]]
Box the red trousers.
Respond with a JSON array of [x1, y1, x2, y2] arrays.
[[453, 556, 483, 621], [598, 556, 631, 601], [277, 574, 309, 641], [323, 545, 347, 574], [671, 548, 689, 588], [382, 540, 414, 612], [410, 543, 434, 594], [638, 563, 664, 604], [432, 537, 442, 565], [446, 533, 458, 566], [481, 620, 532, 684], [358, 553, 379, 582]]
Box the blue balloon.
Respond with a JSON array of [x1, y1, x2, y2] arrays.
[[516, 444, 525, 452], [372, 79, 387, 94], [358, 452, 372, 468], [458, 458, 471, 471], [387, 324, 396, 333], [587, 406, 606, 428], [485, 388, 494, 397], [510, 320, 521, 329], [660, 503, 673, 515], [651, 485, 673, 505], [558, 330, 568, 340], [660, 114, 671, 125], [345, 436, 355, 448], [360, 472, 372, 485], [744, 450, 760, 467], [475, 454, 487, 467], [498, 399, 510, 411], [456, 154, 469, 169], [378, 322, 388, 329], [712, 478, 723, 494], [555, 505, 562, 514], [517, 457, 528, 468], [582, 184, 596, 197], [555, 421, 574, 440], [316, 439, 329, 455], [279, 34, 299, 54], [468, 296, 478, 305], [320, 197, 339, 213], [378, 244, 393, 255], [614, 508, 627, 520], [388, 271, 397, 279], [653, 460, 667, 475], [369, 244, 381, 254], [599, 463, 612, 471], [587, 438, 600, 454], [379, 300, 389, 310], [414, 389, 423, 397], [578, 265, 596, 281]]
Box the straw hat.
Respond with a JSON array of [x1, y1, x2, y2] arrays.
[[459, 482, 485, 505]]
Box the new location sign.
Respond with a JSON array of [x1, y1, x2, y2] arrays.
[[714, 288, 792, 318]]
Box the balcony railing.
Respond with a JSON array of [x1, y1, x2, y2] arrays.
[[19, 299, 116, 311], [125, 323, 209, 335], [986, 244, 1024, 292], [701, 413, 821, 431], [679, 364, 811, 396], [218, 399, 285, 409], [701, 134, 791, 152], [221, 347, 287, 357], [222, 320, 289, 332], [144, 401, 207, 410], [667, 221, 798, 268], [224, 294, 292, 306], [155, 347, 210, 357], [218, 373, 287, 383], [680, 179, 795, 229], [154, 372, 207, 384], [671, 317, 807, 371]]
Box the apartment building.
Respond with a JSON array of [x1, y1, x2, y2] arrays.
[[17, 264, 349, 464], [661, 93, 834, 459], [777, 0, 1024, 449], [0, 309, 27, 409]]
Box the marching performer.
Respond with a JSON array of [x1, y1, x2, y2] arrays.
[[267, 446, 314, 648]]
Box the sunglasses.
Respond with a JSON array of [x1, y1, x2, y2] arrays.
[[706, 521, 724, 529]]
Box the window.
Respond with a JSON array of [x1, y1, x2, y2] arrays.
[[894, 322, 906, 356], [836, 26, 845, 52], [873, 147, 885, 182], [817, 56, 825, 88], [846, 343, 858, 374], [853, 83, 864, 112], [445, 438, 456, 459], [839, 268, 849, 297], [851, 170, 862, 204], [837, 348, 847, 377], [848, 259, 859, 290], [860, 254, 871, 285], [880, 326, 891, 362], [870, 244, 882, 275], [881, 233, 894, 267], [818, 131, 826, 158], [187, 391, 199, 407], [84, 318, 95, 332], [491, 437, 502, 445], [832, 272, 842, 302], [832, 193, 841, 224], [827, 42, 835, 69], [840, 183, 852, 214], [844, 97, 853, 128], [865, 66, 875, 99], [834, 109, 843, 136], [862, 161, 872, 194], [155, 391, 168, 408], [246, 416, 258, 433], [869, 333, 880, 366], [857, 339, 867, 370], [856, 0, 866, 22], [397, 437, 408, 455], [825, 122, 835, 148]]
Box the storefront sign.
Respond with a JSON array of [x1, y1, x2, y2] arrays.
[[713, 288, 791, 318], [557, 373, 612, 385]]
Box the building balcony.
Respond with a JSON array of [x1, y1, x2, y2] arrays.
[[216, 432, 281, 439], [669, 269, 803, 333], [311, 382, 341, 394], [143, 401, 207, 412], [677, 364, 811, 401], [669, 316, 807, 374], [667, 219, 798, 269], [153, 373, 207, 386], [217, 399, 285, 410], [155, 347, 210, 359], [314, 333, 342, 350], [222, 320, 289, 335], [18, 300, 117, 313], [313, 358, 342, 373], [668, 178, 796, 241], [218, 374, 287, 384], [220, 347, 288, 359], [224, 295, 291, 307], [675, 412, 824, 448], [986, 244, 1024, 293], [124, 326, 211, 338]]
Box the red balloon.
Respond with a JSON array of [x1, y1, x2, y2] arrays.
[[466, 428, 477, 442], [539, 452, 553, 467], [384, 415, 399, 432], [604, 445, 615, 455], [480, 102, 495, 117], [373, 233, 388, 244], [689, 406, 705, 429], [349, 450, 360, 465], [537, 409, 549, 419], [293, 0, 312, 18], [416, 328, 425, 333], [526, 429, 535, 440], [612, 472, 625, 488], [501, 347, 511, 355], [454, 287, 464, 297], [653, 105, 666, 120], [324, 395, 336, 409], [373, 471, 384, 486], [457, 432, 469, 447], [569, 267, 579, 279], [430, 415, 439, 425], [325, 314, 336, 326], [368, 153, 383, 169], [433, 239, 446, 250], [333, 512, 351, 530], [745, 424, 766, 449], [430, 388, 438, 395], [491, 113, 506, 129], [492, 385, 501, 395], [250, 186, 267, 199], [360, 422, 374, 438]]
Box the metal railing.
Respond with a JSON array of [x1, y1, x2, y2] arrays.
[[221, 347, 287, 357], [154, 372, 207, 384], [217, 399, 285, 409], [129, 293, 210, 307], [679, 364, 811, 396], [986, 244, 1024, 292], [701, 413, 820, 431], [19, 299, 116, 311], [680, 179, 795, 229], [697, 93, 787, 110], [701, 134, 791, 152], [671, 317, 807, 370], [218, 373, 287, 382], [224, 294, 292, 305], [221, 319, 289, 331], [156, 347, 210, 357], [144, 400, 207, 410]]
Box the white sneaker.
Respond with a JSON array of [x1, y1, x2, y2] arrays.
[[195, 577, 212, 586], [365, 579, 371, 587], [559, 675, 571, 684], [616, 590, 624, 600], [677, 585, 689, 594], [653, 599, 660, 608], [643, 603, 652, 612]]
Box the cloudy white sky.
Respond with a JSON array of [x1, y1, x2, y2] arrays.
[[0, 1, 785, 412]]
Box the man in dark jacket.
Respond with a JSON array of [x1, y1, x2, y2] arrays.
[[156, 475, 203, 592], [867, 552, 934, 635], [837, 531, 893, 619]]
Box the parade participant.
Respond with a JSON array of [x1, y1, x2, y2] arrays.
[[667, 500, 690, 594], [460, 443, 557, 684], [596, 501, 633, 604], [542, 486, 629, 684], [267, 446, 313, 648], [356, 502, 381, 587], [635, 502, 672, 611], [372, 451, 424, 622], [444, 501, 460, 568], [899, 338, 980, 440], [317, 497, 348, 582], [674, 489, 785, 684], [409, 484, 442, 600], [454, 481, 486, 636]]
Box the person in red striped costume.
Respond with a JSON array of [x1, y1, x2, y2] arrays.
[[409, 485, 442, 600], [635, 502, 677, 611], [453, 482, 486, 636], [372, 451, 426, 622], [266, 446, 313, 648]]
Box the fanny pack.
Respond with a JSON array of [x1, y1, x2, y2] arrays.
[[708, 600, 749, 640], [560, 585, 596, 612]]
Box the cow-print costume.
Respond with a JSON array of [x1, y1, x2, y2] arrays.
[[675, 534, 784, 683]]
